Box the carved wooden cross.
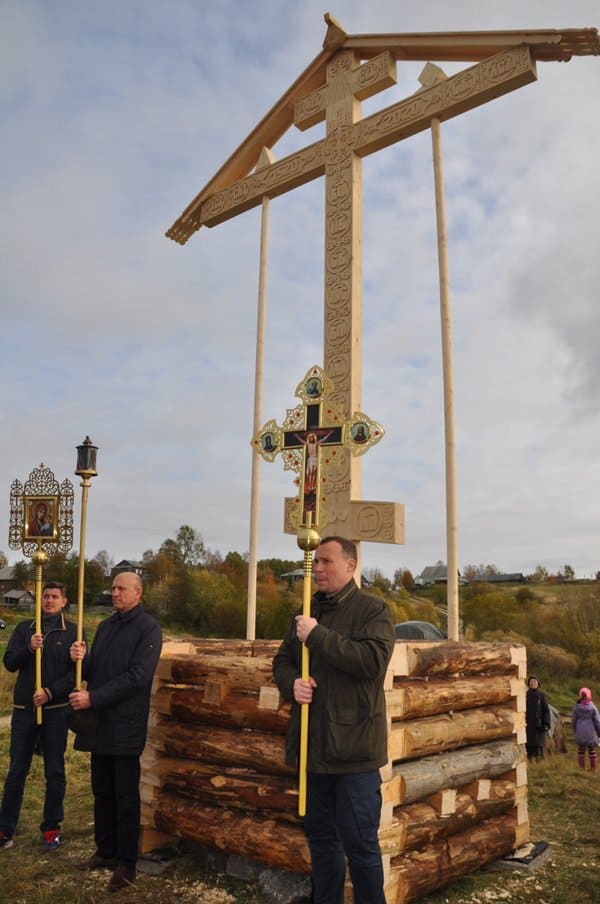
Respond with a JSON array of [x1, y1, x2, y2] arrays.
[[172, 38, 537, 549]]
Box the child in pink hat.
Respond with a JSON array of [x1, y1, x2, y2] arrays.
[[571, 687, 600, 771]]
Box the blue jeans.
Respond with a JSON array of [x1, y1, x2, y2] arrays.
[[304, 771, 385, 904], [0, 707, 68, 837]]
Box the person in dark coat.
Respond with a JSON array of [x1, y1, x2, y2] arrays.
[[525, 675, 551, 760], [69, 571, 162, 893], [273, 536, 395, 904], [0, 582, 79, 850]]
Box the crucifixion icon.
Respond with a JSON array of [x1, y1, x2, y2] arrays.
[[252, 365, 389, 539]]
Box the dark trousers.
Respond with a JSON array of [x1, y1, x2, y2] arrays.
[[304, 770, 385, 904], [91, 753, 141, 867], [0, 707, 68, 837]]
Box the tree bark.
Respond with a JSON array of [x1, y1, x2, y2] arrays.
[[156, 652, 275, 691], [153, 791, 311, 873], [387, 675, 522, 720], [388, 705, 521, 761], [393, 813, 518, 903], [390, 641, 525, 678], [152, 686, 290, 733], [382, 739, 525, 806], [147, 721, 293, 775]]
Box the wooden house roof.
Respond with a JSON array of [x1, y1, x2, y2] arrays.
[[166, 14, 599, 245]]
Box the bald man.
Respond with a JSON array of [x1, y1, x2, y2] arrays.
[[69, 571, 162, 892]]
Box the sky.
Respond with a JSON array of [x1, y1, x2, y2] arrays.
[[2, 0, 600, 582]]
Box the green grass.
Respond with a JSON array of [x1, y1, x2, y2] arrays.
[[0, 725, 598, 902], [1, 600, 599, 902]]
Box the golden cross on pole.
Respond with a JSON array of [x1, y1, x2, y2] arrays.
[[252, 364, 387, 537]]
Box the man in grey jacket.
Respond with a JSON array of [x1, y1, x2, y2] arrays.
[[273, 536, 394, 904]]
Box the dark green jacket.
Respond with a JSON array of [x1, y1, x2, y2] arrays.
[[272, 579, 394, 774]]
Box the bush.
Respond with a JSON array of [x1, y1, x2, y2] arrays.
[[528, 643, 580, 677]]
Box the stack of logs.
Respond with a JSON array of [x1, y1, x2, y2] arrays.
[[141, 638, 529, 903]]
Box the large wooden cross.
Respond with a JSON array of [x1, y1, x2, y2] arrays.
[[169, 29, 539, 549]]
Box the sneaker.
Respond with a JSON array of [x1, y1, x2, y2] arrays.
[[41, 830, 61, 850], [0, 832, 14, 849]]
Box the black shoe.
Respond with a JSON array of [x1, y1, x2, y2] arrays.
[[76, 853, 115, 871], [108, 864, 136, 892]]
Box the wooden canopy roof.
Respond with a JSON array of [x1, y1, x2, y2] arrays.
[[166, 14, 599, 245]]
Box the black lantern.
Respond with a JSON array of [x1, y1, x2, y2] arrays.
[[75, 436, 98, 478]]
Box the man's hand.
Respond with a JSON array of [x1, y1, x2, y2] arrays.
[[32, 688, 49, 707], [69, 640, 87, 662], [293, 676, 317, 704], [69, 690, 91, 710], [295, 615, 317, 643], [29, 633, 43, 652]]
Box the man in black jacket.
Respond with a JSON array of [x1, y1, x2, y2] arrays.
[[69, 571, 162, 892], [273, 536, 395, 904], [0, 582, 78, 851]]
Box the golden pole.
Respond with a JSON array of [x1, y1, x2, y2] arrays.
[[75, 476, 91, 689], [296, 516, 320, 817], [74, 436, 99, 689], [32, 546, 47, 725]]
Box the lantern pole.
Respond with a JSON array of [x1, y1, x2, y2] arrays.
[[74, 437, 99, 690]]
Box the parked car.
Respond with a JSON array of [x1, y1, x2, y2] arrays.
[[0, 618, 7, 630], [394, 620, 446, 640]]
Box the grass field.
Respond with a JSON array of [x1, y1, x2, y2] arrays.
[[0, 728, 597, 903], [0, 602, 599, 902]]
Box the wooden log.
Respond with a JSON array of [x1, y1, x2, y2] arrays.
[[153, 790, 311, 873], [188, 639, 280, 657], [155, 652, 275, 691], [152, 685, 290, 733], [393, 812, 518, 904], [388, 705, 520, 761], [386, 675, 523, 720], [445, 811, 517, 875], [380, 777, 517, 857], [159, 759, 299, 818], [389, 641, 526, 679], [382, 739, 524, 806], [147, 721, 294, 775]]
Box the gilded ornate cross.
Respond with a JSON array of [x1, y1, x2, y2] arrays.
[[252, 365, 388, 539]]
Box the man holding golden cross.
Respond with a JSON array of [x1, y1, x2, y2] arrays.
[[273, 535, 394, 904]]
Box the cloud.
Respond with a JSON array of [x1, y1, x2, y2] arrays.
[[2, 0, 600, 586]]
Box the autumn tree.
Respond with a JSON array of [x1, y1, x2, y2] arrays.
[[0, 550, 8, 569], [12, 560, 31, 586], [463, 563, 500, 582], [92, 549, 114, 577], [531, 564, 549, 583]]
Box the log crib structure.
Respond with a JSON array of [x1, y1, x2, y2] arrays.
[[140, 639, 529, 903]]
